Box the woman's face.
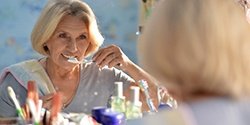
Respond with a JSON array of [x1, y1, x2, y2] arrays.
[[46, 15, 90, 69]]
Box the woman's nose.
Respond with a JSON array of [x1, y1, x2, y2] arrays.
[[67, 39, 77, 53]]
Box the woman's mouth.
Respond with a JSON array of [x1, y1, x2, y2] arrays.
[[62, 54, 76, 59]]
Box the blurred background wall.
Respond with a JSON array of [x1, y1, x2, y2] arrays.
[[0, 0, 139, 71]]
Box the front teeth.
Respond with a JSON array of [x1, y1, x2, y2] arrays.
[[63, 54, 76, 59]]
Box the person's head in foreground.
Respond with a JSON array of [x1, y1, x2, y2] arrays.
[[139, 0, 250, 104], [129, 0, 250, 124]]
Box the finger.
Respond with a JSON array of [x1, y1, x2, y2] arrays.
[[108, 56, 123, 68], [98, 53, 115, 67], [95, 50, 115, 65], [92, 45, 112, 60], [112, 53, 123, 66], [99, 53, 123, 68], [92, 45, 119, 64]]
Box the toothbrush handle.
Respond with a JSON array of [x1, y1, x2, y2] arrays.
[[16, 109, 25, 119]]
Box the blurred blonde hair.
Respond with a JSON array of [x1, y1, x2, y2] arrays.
[[139, 0, 250, 99], [31, 0, 104, 57]]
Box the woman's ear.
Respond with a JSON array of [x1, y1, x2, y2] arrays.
[[43, 43, 50, 55]]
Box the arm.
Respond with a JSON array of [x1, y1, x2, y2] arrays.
[[92, 44, 160, 111], [123, 64, 159, 112]]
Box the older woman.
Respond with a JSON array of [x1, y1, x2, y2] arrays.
[[0, 0, 159, 117], [129, 0, 250, 124]]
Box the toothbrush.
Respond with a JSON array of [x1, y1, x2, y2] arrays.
[[68, 57, 122, 66], [7, 86, 25, 119], [137, 80, 157, 112], [68, 58, 93, 64]]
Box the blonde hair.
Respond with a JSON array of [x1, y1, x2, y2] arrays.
[[31, 0, 104, 57], [139, 0, 250, 99]]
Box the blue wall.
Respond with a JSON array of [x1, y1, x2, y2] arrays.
[[0, 0, 139, 71]]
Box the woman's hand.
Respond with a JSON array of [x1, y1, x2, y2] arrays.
[[39, 93, 55, 110], [94, 45, 162, 111], [92, 44, 132, 71]]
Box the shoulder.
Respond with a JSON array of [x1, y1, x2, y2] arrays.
[[0, 73, 15, 87], [188, 98, 250, 125], [0, 59, 39, 77], [0, 73, 25, 90], [0, 73, 27, 105], [0, 73, 27, 117], [0, 59, 42, 88], [1, 59, 40, 75]]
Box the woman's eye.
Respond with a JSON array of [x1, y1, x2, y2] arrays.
[[79, 34, 87, 40], [59, 33, 67, 38]]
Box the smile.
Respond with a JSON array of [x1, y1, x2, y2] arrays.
[[62, 54, 76, 59]]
